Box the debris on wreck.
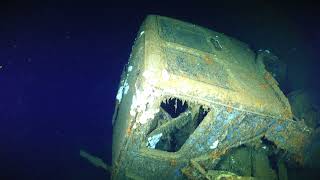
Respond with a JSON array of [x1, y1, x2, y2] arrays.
[[80, 149, 111, 173], [111, 15, 313, 179]]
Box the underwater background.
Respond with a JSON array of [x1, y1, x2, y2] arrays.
[[1, 1, 319, 179]]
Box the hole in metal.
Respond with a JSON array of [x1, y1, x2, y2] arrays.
[[160, 98, 188, 118], [147, 97, 209, 152]]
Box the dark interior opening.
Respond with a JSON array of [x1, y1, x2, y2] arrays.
[[261, 136, 277, 147], [261, 136, 280, 171], [160, 98, 188, 118], [148, 97, 209, 152], [210, 37, 222, 51]]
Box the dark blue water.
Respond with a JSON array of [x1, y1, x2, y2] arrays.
[[1, 1, 319, 179]]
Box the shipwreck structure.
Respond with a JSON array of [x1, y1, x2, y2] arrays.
[[112, 15, 312, 179]]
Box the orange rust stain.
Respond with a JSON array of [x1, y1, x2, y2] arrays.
[[264, 72, 272, 80], [126, 126, 132, 135], [204, 55, 213, 65], [170, 159, 177, 166], [260, 83, 269, 90], [226, 106, 233, 113], [281, 108, 292, 119], [210, 149, 228, 160]]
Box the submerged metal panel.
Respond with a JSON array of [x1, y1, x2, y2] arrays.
[[112, 15, 312, 179], [159, 18, 212, 53], [165, 47, 231, 90]]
